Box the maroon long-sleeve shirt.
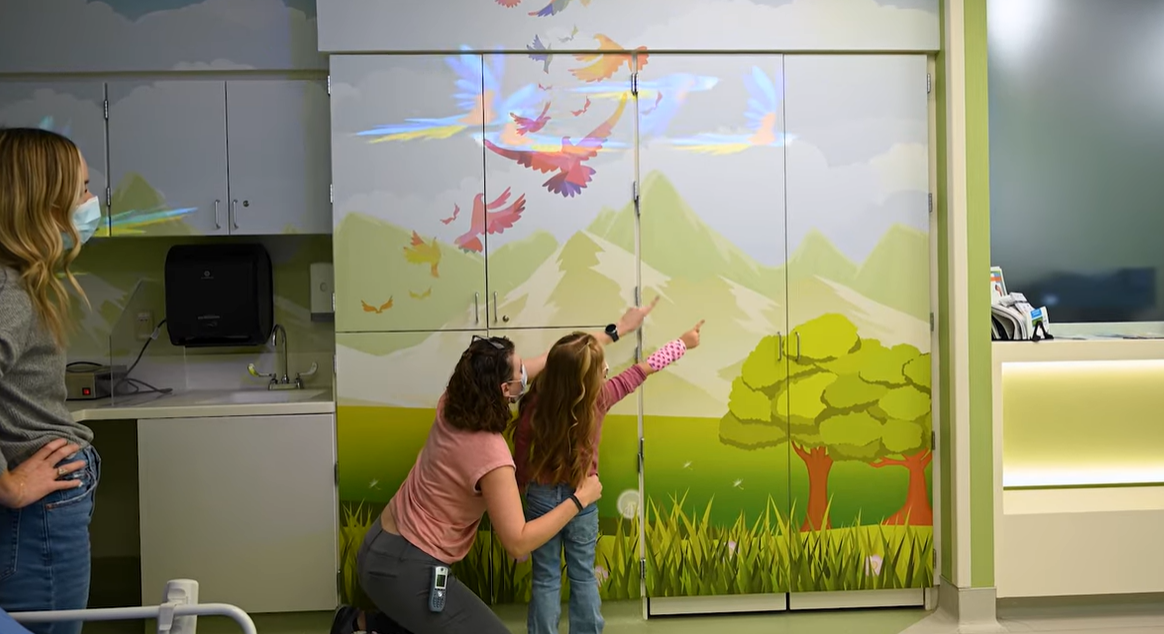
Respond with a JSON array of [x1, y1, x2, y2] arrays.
[[514, 364, 647, 487]]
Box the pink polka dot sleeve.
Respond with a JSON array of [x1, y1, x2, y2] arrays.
[[647, 339, 687, 372]]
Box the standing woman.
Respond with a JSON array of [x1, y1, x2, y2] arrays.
[[0, 128, 105, 634]]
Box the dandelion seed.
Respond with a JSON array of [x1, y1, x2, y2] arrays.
[[864, 554, 884, 576]]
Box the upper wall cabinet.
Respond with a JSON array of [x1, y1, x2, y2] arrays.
[[482, 54, 636, 330], [108, 79, 332, 237], [330, 55, 488, 333], [0, 0, 326, 73], [318, 0, 938, 54], [0, 82, 109, 234], [226, 80, 332, 236], [107, 80, 230, 237]]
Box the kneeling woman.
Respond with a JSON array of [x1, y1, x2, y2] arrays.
[[335, 304, 656, 634]]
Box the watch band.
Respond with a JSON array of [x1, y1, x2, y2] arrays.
[[569, 494, 584, 512], [605, 323, 620, 343]]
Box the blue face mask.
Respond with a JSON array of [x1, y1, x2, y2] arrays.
[[62, 196, 103, 250]]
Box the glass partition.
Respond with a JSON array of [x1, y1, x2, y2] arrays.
[[988, 0, 1164, 332]]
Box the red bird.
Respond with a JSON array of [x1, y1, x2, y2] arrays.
[[484, 95, 627, 198], [512, 102, 551, 136], [440, 204, 461, 225], [454, 188, 527, 252], [496, 0, 522, 7], [571, 97, 591, 117]]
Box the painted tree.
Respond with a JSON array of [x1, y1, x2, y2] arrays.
[[719, 313, 933, 531]]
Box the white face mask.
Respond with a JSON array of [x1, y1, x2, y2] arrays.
[[62, 196, 103, 249], [508, 364, 528, 403]]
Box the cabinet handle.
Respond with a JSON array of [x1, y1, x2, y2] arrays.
[[214, 199, 221, 229], [231, 199, 239, 230], [795, 331, 801, 362], [474, 293, 480, 325], [493, 292, 499, 323], [777, 332, 783, 361]]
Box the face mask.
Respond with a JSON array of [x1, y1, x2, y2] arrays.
[[508, 364, 528, 403], [62, 196, 103, 250]]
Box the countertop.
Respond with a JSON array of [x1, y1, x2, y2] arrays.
[[69, 387, 336, 422]]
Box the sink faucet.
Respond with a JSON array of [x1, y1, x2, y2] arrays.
[[247, 324, 318, 390]]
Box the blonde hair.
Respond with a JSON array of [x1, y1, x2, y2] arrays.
[[0, 128, 88, 347], [516, 332, 606, 488]]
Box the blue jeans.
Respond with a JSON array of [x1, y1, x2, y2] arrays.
[[0, 446, 101, 634], [525, 483, 603, 634]]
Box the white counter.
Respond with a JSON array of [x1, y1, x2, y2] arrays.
[[70, 387, 336, 422], [992, 339, 1164, 599]]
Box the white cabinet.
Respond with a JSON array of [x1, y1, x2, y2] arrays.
[[106, 79, 332, 237], [137, 414, 338, 612]]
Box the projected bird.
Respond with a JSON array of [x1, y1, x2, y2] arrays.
[[570, 35, 646, 83], [410, 288, 433, 300], [483, 95, 627, 198], [404, 231, 442, 278], [569, 73, 718, 138], [527, 35, 553, 74], [38, 116, 72, 138], [671, 67, 793, 155], [512, 102, 551, 135], [440, 205, 461, 225], [454, 188, 528, 253], [361, 298, 394, 314], [571, 97, 591, 117], [530, 0, 589, 17], [559, 25, 579, 42], [357, 50, 540, 143], [496, 0, 522, 6]]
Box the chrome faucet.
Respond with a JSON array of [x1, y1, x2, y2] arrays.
[[247, 324, 318, 390]]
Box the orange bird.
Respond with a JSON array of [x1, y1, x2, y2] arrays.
[[483, 95, 627, 198], [512, 102, 551, 135], [404, 231, 442, 278], [496, 0, 522, 6], [454, 188, 527, 253], [361, 298, 393, 314], [570, 35, 647, 83], [571, 97, 591, 117], [440, 205, 461, 225]]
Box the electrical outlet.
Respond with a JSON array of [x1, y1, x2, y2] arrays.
[[134, 310, 154, 341]]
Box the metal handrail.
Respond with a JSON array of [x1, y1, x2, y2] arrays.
[[11, 601, 255, 634]]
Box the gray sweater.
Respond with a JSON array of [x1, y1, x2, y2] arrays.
[[0, 267, 92, 472]]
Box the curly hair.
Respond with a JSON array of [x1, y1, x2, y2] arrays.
[[443, 335, 516, 434], [517, 332, 605, 489]]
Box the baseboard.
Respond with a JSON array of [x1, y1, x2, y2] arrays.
[[936, 578, 1005, 632]]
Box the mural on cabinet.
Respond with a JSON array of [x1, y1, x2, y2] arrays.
[[0, 0, 325, 73], [318, 0, 939, 54], [332, 50, 932, 605]]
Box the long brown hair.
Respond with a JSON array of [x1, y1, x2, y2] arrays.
[[444, 335, 515, 434], [519, 332, 605, 488], [0, 128, 88, 347]]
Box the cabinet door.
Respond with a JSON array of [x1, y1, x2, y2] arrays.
[[138, 414, 338, 612], [226, 79, 332, 236], [481, 54, 636, 330], [107, 80, 228, 237], [331, 55, 487, 333], [335, 331, 493, 604], [0, 81, 109, 235], [638, 55, 791, 608], [783, 55, 933, 600]]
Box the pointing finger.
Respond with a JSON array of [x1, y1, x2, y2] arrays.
[[643, 296, 660, 312], [693, 319, 705, 331]]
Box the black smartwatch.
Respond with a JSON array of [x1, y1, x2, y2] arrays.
[[604, 323, 620, 343]]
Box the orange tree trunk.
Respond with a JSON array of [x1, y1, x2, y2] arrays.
[[793, 443, 833, 531], [873, 450, 933, 526]]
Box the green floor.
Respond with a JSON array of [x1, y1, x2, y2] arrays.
[[83, 603, 932, 634]]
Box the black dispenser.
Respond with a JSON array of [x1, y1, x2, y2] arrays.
[[164, 243, 274, 348]]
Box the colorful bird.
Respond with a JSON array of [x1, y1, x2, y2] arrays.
[[103, 206, 200, 235], [439, 204, 461, 225], [569, 72, 719, 138], [454, 188, 528, 252], [537, 83, 552, 91], [571, 97, 591, 117], [527, 35, 553, 74], [496, 0, 522, 6], [670, 67, 793, 155], [512, 102, 551, 135], [483, 95, 627, 198], [529, 0, 589, 17], [559, 25, 579, 42], [357, 50, 541, 143], [361, 298, 394, 314], [410, 288, 433, 300], [404, 231, 442, 278], [570, 35, 646, 84], [642, 91, 663, 116]]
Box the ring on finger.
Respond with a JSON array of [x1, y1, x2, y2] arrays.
[[57, 466, 69, 477]]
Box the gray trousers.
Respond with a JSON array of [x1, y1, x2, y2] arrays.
[[357, 521, 509, 634]]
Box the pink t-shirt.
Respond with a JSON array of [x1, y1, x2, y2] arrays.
[[389, 395, 515, 564], [514, 364, 646, 488]]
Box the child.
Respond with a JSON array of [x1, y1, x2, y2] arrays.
[[512, 321, 704, 634]]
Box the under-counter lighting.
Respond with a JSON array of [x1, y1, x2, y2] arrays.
[[1005, 468, 1164, 489]]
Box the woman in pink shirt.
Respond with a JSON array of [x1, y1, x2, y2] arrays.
[[332, 302, 657, 634], [513, 320, 703, 634]]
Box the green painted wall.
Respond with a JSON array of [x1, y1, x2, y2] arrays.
[[935, 0, 954, 583]]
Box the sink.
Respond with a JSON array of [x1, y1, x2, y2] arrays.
[[222, 389, 325, 405]]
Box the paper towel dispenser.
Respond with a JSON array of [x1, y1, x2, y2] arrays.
[[164, 243, 273, 348]]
